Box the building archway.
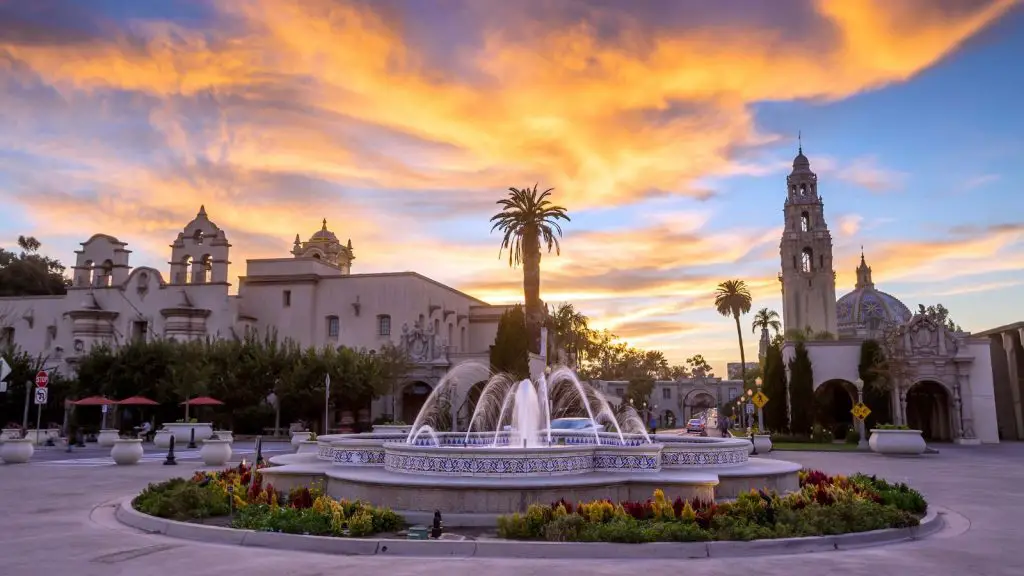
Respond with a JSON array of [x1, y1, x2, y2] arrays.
[[401, 381, 433, 424], [684, 390, 717, 422], [906, 380, 953, 441], [661, 409, 677, 429], [814, 379, 856, 439]]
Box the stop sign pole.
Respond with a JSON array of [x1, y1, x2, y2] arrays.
[[34, 371, 49, 443], [22, 370, 50, 436]]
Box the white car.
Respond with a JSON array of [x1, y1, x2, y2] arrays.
[[548, 417, 605, 432]]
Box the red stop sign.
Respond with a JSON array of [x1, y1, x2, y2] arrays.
[[35, 370, 49, 388]]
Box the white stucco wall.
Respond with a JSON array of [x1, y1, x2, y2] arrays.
[[782, 341, 863, 389], [965, 339, 999, 443]]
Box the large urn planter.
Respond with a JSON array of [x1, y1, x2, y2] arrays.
[[753, 435, 773, 454], [291, 431, 312, 450], [111, 439, 144, 465], [296, 440, 319, 455], [869, 429, 927, 456], [0, 438, 34, 464], [97, 429, 121, 448], [1, 429, 23, 441], [162, 422, 213, 444], [200, 439, 232, 467], [212, 431, 233, 444], [154, 429, 173, 449]]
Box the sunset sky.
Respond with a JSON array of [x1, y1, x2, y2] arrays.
[[1, 0, 1023, 375]]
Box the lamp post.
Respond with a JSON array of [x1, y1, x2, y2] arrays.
[[853, 378, 868, 449], [745, 388, 753, 428], [783, 362, 792, 428], [755, 377, 764, 431]]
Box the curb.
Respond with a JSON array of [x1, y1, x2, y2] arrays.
[[115, 497, 943, 559]]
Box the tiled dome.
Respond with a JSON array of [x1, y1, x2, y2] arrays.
[[836, 251, 912, 337], [837, 287, 912, 332]]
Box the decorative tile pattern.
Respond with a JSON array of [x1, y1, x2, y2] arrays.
[[334, 448, 386, 466], [661, 446, 748, 467], [384, 451, 594, 476], [592, 453, 660, 472], [317, 443, 335, 461]]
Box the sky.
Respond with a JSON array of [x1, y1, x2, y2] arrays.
[[1, 0, 1023, 376]]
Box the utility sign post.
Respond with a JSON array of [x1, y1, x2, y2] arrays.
[[33, 382, 48, 445], [35, 370, 49, 388], [323, 373, 331, 436]]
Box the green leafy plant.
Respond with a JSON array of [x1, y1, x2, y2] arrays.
[[876, 424, 910, 430]]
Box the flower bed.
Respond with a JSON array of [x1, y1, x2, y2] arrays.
[[132, 462, 403, 537], [496, 469, 927, 543]]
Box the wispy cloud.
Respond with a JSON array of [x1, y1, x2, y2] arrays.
[[0, 0, 1018, 374]]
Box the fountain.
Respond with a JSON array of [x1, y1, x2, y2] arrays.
[[263, 364, 802, 524]]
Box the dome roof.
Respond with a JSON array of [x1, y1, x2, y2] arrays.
[[836, 286, 912, 331], [310, 218, 338, 242]]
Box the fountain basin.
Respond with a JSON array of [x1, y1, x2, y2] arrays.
[[383, 443, 663, 477]]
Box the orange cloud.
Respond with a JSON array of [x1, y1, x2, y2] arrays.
[[0, 0, 1019, 378]]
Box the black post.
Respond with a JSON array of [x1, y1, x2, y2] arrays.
[[76, 430, 85, 447], [255, 435, 264, 466], [431, 510, 443, 539], [187, 427, 197, 449], [163, 435, 177, 465]]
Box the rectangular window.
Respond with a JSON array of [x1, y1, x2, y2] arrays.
[[377, 314, 391, 336], [327, 316, 339, 338], [0, 327, 13, 347], [615, 387, 625, 397], [729, 387, 739, 400], [132, 321, 148, 343], [662, 387, 671, 400], [283, 290, 291, 307], [45, 326, 57, 348]]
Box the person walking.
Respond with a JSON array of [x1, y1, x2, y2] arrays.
[[719, 416, 730, 438]]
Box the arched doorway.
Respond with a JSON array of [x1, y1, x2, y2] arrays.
[[401, 381, 433, 424], [458, 381, 489, 430], [814, 380, 855, 439], [661, 409, 677, 429], [906, 380, 952, 441], [685, 391, 716, 422]]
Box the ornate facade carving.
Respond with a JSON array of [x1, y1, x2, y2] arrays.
[[400, 318, 448, 363]]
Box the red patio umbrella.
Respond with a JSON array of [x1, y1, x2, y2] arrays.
[[72, 396, 117, 428], [73, 396, 117, 406], [117, 396, 159, 406], [180, 396, 224, 406], [180, 396, 224, 421]]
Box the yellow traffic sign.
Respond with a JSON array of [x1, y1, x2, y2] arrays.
[[851, 402, 872, 421], [751, 391, 769, 409]]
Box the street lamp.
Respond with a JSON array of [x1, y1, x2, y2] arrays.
[[853, 378, 868, 449], [754, 377, 764, 431], [745, 388, 753, 428]]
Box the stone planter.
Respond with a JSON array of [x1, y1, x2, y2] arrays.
[[154, 429, 173, 449], [297, 440, 319, 455], [211, 431, 233, 444], [200, 439, 232, 467], [291, 431, 312, 450], [162, 422, 213, 444], [1, 428, 23, 441], [753, 435, 773, 454], [0, 438, 34, 464], [111, 439, 144, 465], [97, 429, 121, 448], [869, 429, 927, 456]]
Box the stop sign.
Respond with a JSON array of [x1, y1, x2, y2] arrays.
[[35, 370, 49, 388]]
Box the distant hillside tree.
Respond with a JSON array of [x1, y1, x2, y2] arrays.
[[0, 236, 70, 296]]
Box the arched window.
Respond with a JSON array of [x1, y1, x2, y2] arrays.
[[178, 255, 192, 284], [79, 259, 94, 287], [433, 318, 440, 335], [193, 229, 205, 245], [799, 183, 808, 196], [800, 211, 810, 232], [460, 326, 466, 351], [447, 323, 453, 348], [195, 255, 212, 283], [97, 260, 113, 287], [801, 248, 813, 273]]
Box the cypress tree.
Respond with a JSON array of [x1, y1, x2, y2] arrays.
[[490, 305, 530, 379], [787, 342, 814, 436], [858, 339, 892, 427], [762, 342, 789, 432]]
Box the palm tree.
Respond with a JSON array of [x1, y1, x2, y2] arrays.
[[714, 280, 753, 384], [491, 185, 570, 354], [751, 308, 782, 337]]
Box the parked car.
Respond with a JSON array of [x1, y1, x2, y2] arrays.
[[548, 417, 606, 432], [686, 418, 707, 436]]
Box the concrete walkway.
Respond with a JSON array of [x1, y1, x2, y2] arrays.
[[1, 444, 1022, 575]]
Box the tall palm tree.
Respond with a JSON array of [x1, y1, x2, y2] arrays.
[[751, 308, 782, 337], [714, 279, 753, 385], [491, 185, 570, 354]]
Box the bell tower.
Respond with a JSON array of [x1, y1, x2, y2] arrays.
[[778, 140, 837, 336]]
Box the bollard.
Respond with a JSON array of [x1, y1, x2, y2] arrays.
[[430, 510, 444, 539], [187, 427, 197, 449], [255, 435, 264, 466], [163, 435, 178, 465], [76, 430, 86, 448], [65, 435, 73, 453]]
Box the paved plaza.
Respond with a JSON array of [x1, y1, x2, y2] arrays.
[[1, 443, 1022, 575]]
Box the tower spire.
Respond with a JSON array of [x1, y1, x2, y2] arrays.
[[798, 130, 802, 155], [322, 218, 328, 231]]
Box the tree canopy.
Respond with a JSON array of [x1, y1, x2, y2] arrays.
[[0, 236, 71, 296]]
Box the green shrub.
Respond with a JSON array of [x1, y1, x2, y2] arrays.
[[849, 474, 927, 514], [876, 424, 909, 430], [133, 478, 230, 521], [845, 429, 860, 444], [811, 425, 833, 444]]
